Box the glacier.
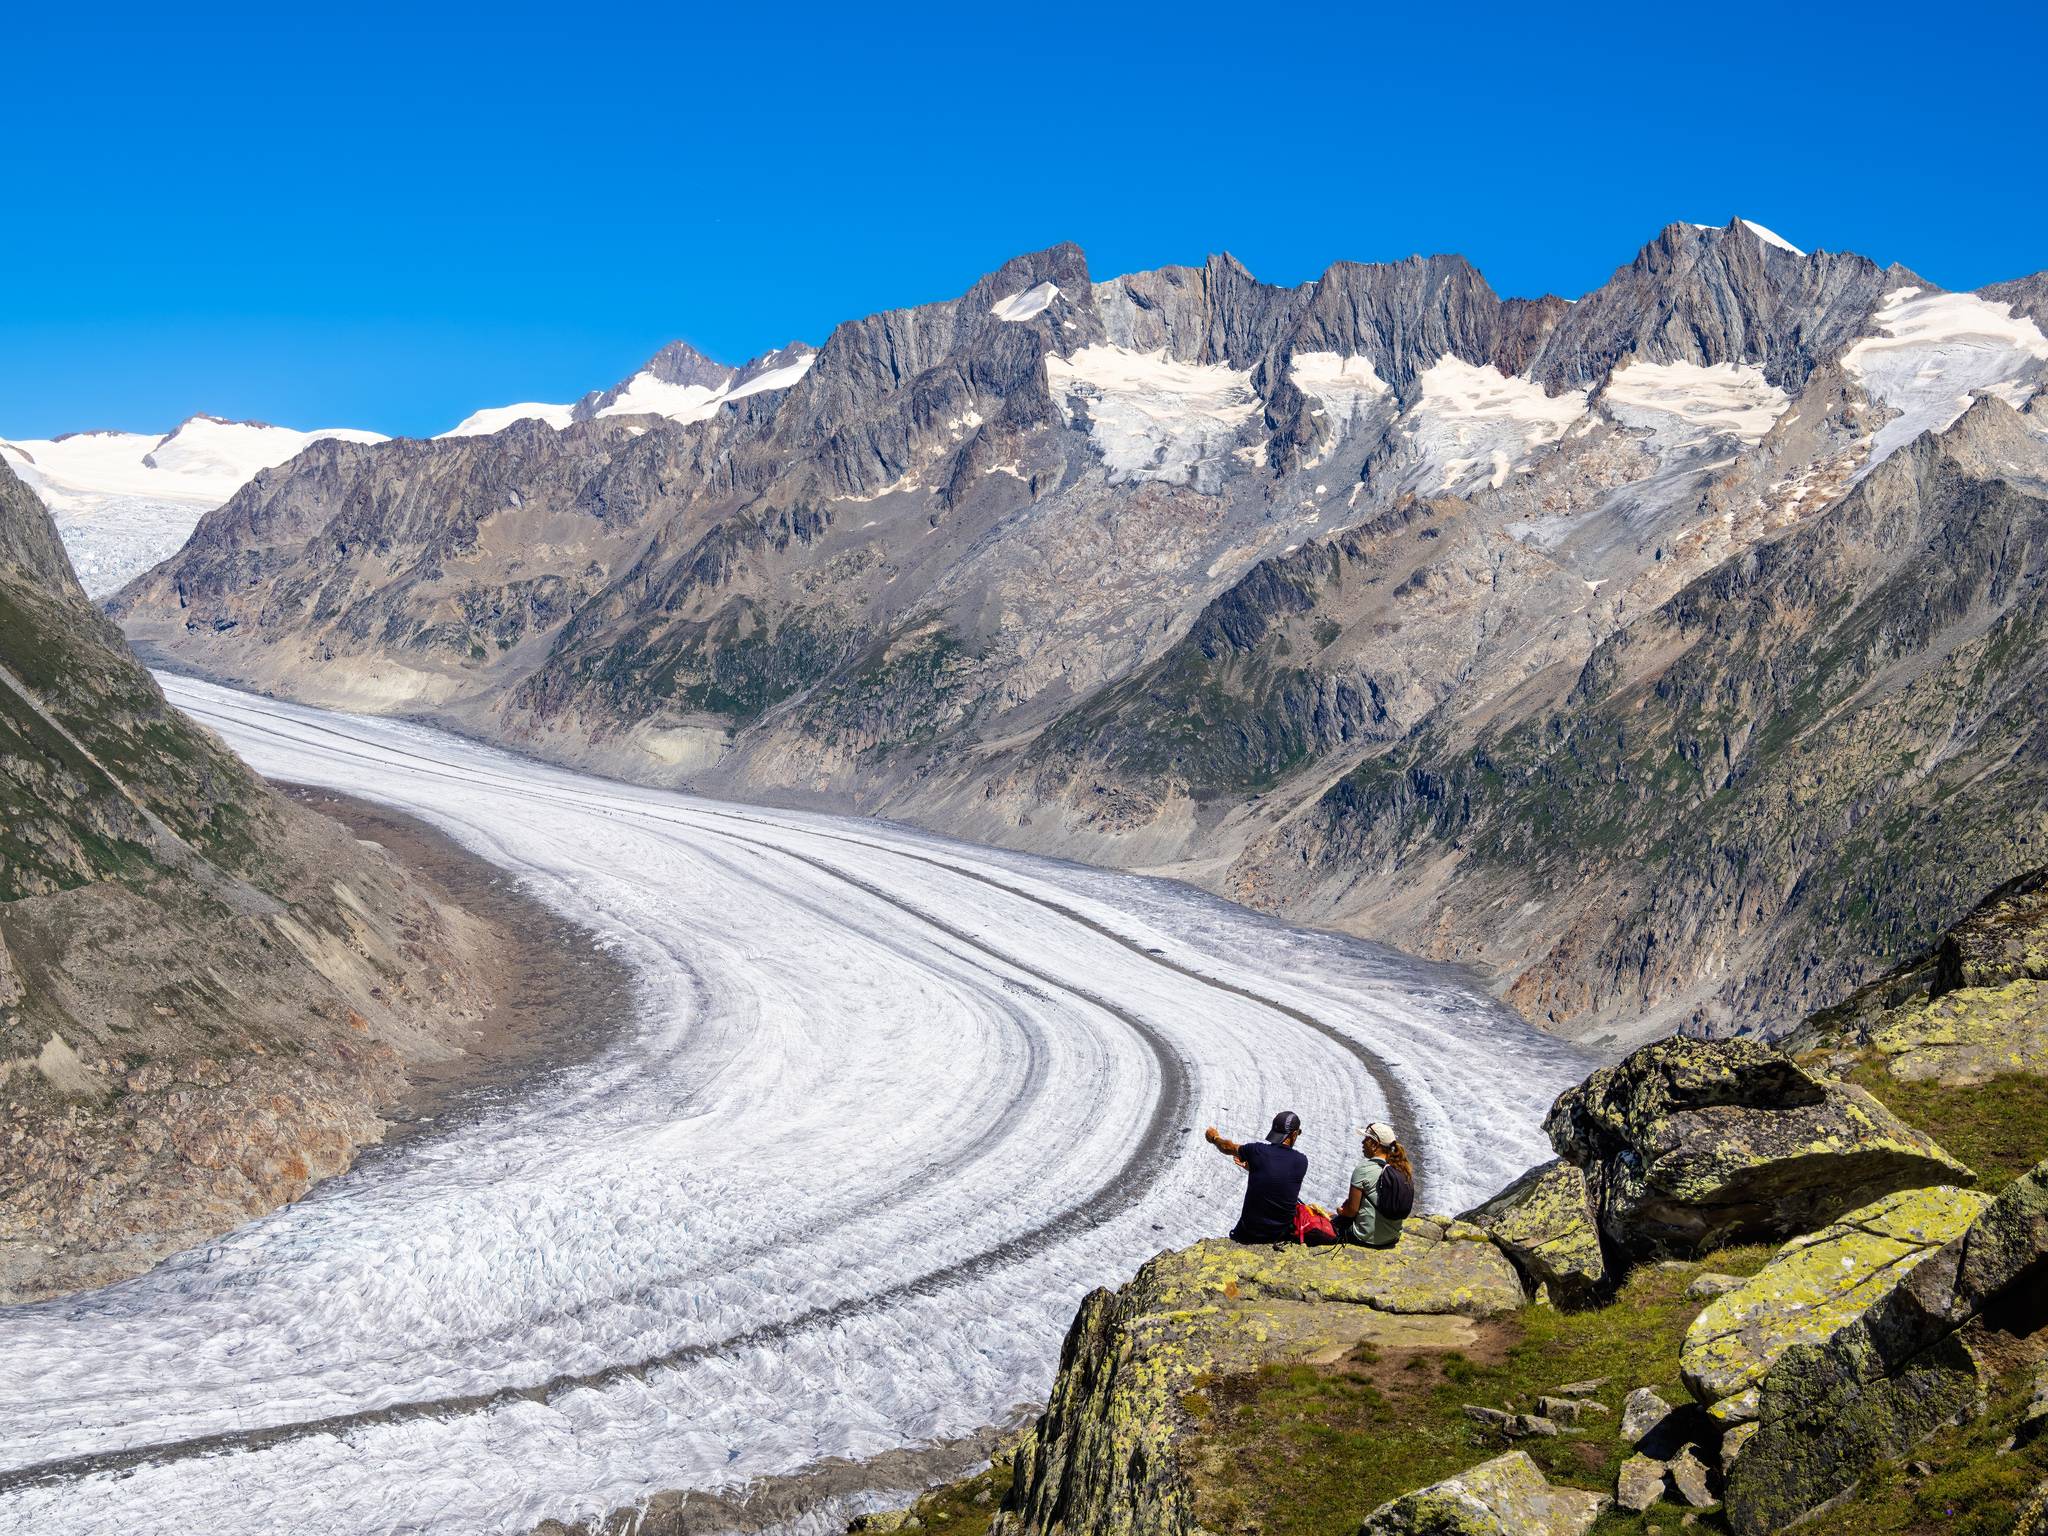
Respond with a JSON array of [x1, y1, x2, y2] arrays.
[[0, 678, 1587, 1535]]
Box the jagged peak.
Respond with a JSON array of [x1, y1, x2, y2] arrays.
[[637, 340, 737, 390]]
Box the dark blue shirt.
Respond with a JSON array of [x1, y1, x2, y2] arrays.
[[1229, 1139, 1307, 1243]]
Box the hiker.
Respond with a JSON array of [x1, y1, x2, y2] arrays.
[[1333, 1120, 1415, 1248], [1203, 1111, 1308, 1244]]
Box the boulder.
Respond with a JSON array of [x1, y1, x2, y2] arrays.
[[1620, 1387, 1675, 1446], [1535, 1395, 1608, 1426], [1680, 1185, 1991, 1421], [1459, 1159, 1607, 1305], [1543, 1037, 1972, 1257], [1669, 1446, 1716, 1508], [1725, 1158, 2048, 1536], [1358, 1451, 1608, 1536], [995, 1232, 1523, 1536], [1615, 1454, 1665, 1512]]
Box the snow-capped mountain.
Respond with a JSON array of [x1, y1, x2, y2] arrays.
[[105, 216, 2048, 1046], [439, 341, 817, 438], [0, 416, 385, 593]]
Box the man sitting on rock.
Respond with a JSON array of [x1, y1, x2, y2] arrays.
[[1204, 1111, 1308, 1244]]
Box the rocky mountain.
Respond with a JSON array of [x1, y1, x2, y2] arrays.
[[113, 220, 2048, 1043], [0, 457, 496, 1302]]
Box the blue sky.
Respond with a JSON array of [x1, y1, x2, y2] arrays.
[[5, 0, 2044, 439]]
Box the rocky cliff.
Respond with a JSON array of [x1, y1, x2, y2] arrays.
[[113, 221, 2048, 1041], [0, 458, 497, 1301]]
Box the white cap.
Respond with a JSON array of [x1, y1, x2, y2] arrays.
[[1360, 1121, 1397, 1144]]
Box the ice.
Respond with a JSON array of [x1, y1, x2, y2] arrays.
[[989, 282, 1060, 323], [441, 402, 577, 437], [1602, 360, 1790, 446], [1842, 286, 2048, 468], [1404, 357, 1588, 493], [0, 678, 1587, 1535], [1289, 352, 1389, 454], [2, 418, 385, 596], [1043, 346, 1261, 491]]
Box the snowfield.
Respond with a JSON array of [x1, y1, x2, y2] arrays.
[[1043, 345, 1262, 490], [0, 680, 1585, 1535], [1, 418, 385, 594]]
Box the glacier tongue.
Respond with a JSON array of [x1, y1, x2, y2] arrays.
[[0, 678, 1584, 1536]]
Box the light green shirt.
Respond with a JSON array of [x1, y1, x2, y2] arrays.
[[1346, 1159, 1404, 1247]]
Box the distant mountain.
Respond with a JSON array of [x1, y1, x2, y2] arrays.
[[0, 415, 386, 594], [441, 340, 817, 438], [111, 218, 2048, 1043]]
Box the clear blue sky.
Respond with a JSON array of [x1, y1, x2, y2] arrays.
[[5, 0, 2044, 440]]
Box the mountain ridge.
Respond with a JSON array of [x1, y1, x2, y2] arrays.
[[109, 218, 2048, 1043]]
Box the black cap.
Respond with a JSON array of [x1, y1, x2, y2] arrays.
[[1267, 1110, 1302, 1143]]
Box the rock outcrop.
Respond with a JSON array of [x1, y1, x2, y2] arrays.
[[1357, 1451, 1607, 1536], [1796, 864, 2048, 1085], [1679, 1185, 1992, 1423], [993, 1228, 1521, 1536], [1725, 1158, 2048, 1535], [0, 458, 496, 1301], [1459, 1158, 1606, 1305], [1542, 1037, 1971, 1258]]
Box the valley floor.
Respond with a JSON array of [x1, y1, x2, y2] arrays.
[[0, 678, 1587, 1535]]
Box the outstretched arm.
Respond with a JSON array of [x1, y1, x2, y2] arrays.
[[1203, 1126, 1245, 1159]]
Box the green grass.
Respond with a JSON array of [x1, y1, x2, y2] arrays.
[[1839, 1061, 2048, 1193], [1178, 1247, 1775, 1536], [881, 1460, 1008, 1536], [1795, 1366, 2047, 1536]]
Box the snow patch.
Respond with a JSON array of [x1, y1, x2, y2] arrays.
[[1603, 360, 1791, 446], [1288, 352, 1389, 452], [1736, 218, 1804, 256], [1406, 357, 1588, 493], [1044, 346, 1261, 490], [598, 352, 815, 425], [441, 402, 576, 438], [990, 282, 1059, 323], [1842, 287, 2048, 466]]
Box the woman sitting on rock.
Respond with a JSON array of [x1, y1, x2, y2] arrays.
[[1333, 1121, 1414, 1248]]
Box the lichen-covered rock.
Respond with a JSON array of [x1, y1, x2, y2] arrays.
[[1615, 1454, 1667, 1512], [1725, 1159, 2048, 1536], [994, 1233, 1522, 1536], [1357, 1451, 1608, 1536], [1680, 1185, 1991, 1418], [1796, 866, 2048, 1085], [1543, 1037, 1972, 1257], [1620, 1387, 1675, 1446], [1459, 1159, 1606, 1305]]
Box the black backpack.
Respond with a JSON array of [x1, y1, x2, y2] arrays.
[[1372, 1162, 1415, 1220]]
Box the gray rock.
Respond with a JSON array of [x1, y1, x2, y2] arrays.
[[1544, 1037, 1971, 1258], [1684, 1273, 1745, 1302], [1621, 1388, 1675, 1446], [1461, 1160, 1608, 1306], [1359, 1450, 1608, 1536], [1616, 1454, 1668, 1512], [1669, 1447, 1717, 1508], [1536, 1396, 1609, 1427]]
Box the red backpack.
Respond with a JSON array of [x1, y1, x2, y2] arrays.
[[1293, 1202, 1337, 1244]]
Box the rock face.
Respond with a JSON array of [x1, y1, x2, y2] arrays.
[[1459, 1158, 1606, 1305], [1542, 1037, 1972, 1258], [1680, 1185, 1991, 1422], [1725, 1158, 2048, 1535], [0, 458, 494, 1301], [1357, 1451, 1608, 1536], [112, 222, 2048, 1044], [993, 1229, 1521, 1536], [1796, 864, 2048, 1085]]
